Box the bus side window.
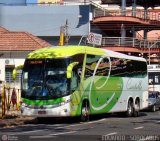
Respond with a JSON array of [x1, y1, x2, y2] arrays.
[[127, 60, 134, 77], [155, 75, 159, 83], [71, 68, 79, 92]]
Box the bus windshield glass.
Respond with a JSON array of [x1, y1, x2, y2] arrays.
[[21, 59, 70, 100], [148, 72, 160, 85]]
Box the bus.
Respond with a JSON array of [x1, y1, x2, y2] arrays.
[[148, 64, 160, 92], [20, 46, 148, 121]]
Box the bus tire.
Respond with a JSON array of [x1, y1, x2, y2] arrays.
[[80, 100, 89, 122], [133, 99, 140, 117], [126, 100, 133, 117], [151, 105, 156, 112]]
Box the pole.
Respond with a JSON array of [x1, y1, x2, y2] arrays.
[[148, 42, 150, 65], [1, 86, 6, 118], [132, 0, 136, 17], [59, 26, 65, 46], [65, 19, 69, 45], [78, 35, 86, 46], [121, 0, 126, 16], [121, 24, 126, 45], [148, 40, 160, 65]]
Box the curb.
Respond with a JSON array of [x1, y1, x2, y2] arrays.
[[0, 116, 35, 128]]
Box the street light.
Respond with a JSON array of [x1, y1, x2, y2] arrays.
[[59, 19, 69, 46], [78, 35, 87, 46], [59, 15, 83, 46]]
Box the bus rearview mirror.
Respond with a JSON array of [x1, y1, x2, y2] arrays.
[[67, 62, 79, 79], [12, 65, 24, 80]]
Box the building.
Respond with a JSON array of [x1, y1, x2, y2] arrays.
[[0, 0, 90, 46], [0, 27, 51, 88], [0, 0, 160, 64], [90, 0, 160, 64], [0, 0, 92, 89]]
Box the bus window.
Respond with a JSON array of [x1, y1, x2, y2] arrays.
[[70, 69, 78, 92], [148, 72, 160, 85], [85, 55, 105, 78], [155, 75, 159, 84], [110, 58, 127, 77], [72, 54, 84, 80]]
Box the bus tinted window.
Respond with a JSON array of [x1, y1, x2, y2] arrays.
[[85, 55, 147, 78], [149, 72, 160, 85], [110, 58, 127, 77], [85, 55, 109, 78], [126, 60, 147, 78]]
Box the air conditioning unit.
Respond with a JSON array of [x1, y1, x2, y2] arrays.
[[5, 59, 15, 65]]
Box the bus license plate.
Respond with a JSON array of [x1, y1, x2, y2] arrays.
[[38, 111, 46, 115]]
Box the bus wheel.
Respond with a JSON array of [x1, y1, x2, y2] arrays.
[[151, 105, 156, 112], [126, 100, 133, 117], [81, 101, 89, 122], [133, 100, 140, 117]]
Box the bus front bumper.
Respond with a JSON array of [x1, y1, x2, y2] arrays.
[[20, 102, 70, 117]]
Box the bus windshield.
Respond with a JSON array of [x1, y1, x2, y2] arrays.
[[148, 72, 160, 85], [21, 59, 70, 100]]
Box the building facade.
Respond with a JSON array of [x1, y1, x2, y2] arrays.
[[0, 0, 160, 64], [91, 0, 160, 64], [0, 27, 51, 88]]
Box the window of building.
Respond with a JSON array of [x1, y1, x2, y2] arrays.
[[5, 66, 14, 83], [5, 66, 22, 83]]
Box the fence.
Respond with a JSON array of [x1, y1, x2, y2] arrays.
[[1, 85, 21, 118], [93, 8, 160, 23], [101, 37, 160, 48]]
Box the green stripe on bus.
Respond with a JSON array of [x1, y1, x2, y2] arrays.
[[22, 97, 65, 106]]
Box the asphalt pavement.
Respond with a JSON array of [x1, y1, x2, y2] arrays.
[[0, 111, 160, 141]]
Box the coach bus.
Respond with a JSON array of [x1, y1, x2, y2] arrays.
[[20, 46, 148, 121], [148, 64, 160, 92]]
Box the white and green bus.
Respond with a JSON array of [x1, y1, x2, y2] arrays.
[[20, 46, 148, 121]]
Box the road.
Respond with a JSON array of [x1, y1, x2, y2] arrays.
[[0, 111, 160, 141]]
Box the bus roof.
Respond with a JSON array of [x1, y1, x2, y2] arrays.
[[102, 49, 146, 62], [27, 45, 146, 62], [27, 46, 104, 59]]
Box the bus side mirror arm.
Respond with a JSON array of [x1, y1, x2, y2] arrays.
[[67, 62, 79, 79]]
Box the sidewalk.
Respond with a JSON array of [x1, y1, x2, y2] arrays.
[[0, 110, 34, 128]]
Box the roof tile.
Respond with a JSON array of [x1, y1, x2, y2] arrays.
[[0, 27, 51, 51], [0, 27, 9, 34]]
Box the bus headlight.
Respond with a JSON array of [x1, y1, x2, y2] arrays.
[[20, 103, 26, 113]]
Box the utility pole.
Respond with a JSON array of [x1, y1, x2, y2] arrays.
[[64, 19, 69, 45], [59, 19, 69, 46]]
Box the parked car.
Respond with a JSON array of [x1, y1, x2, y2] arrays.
[[148, 91, 160, 112]]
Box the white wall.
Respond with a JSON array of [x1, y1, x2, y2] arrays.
[[0, 60, 5, 82], [0, 58, 25, 89]]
